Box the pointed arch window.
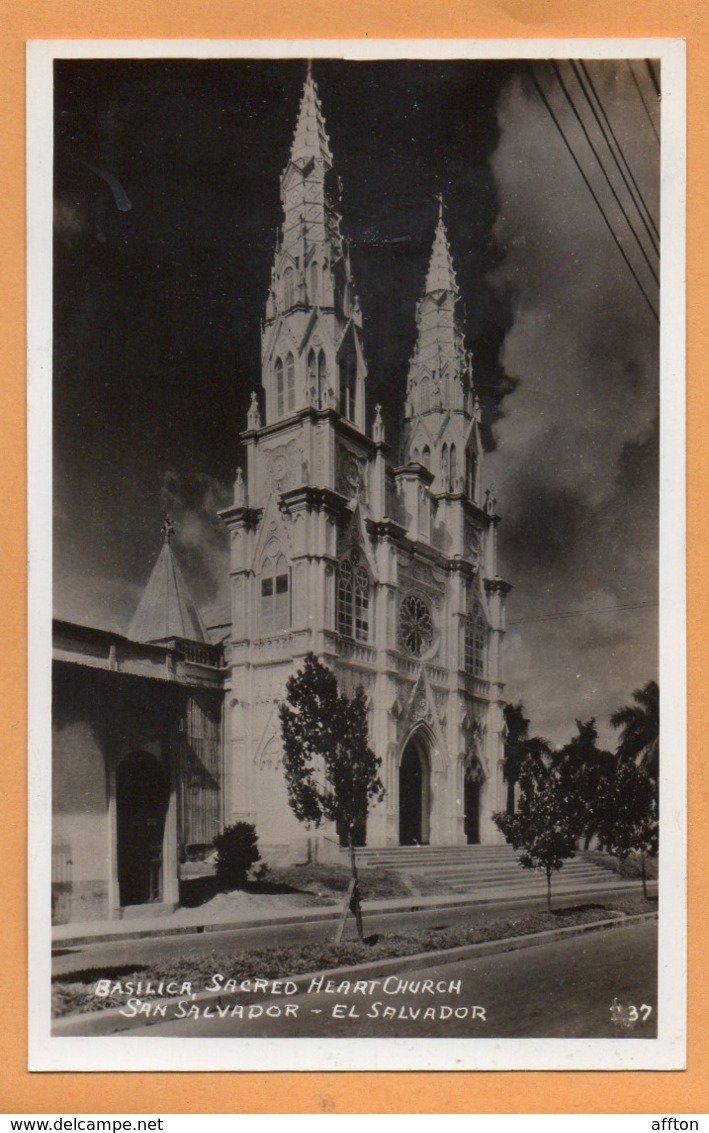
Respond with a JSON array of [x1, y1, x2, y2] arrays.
[[419, 377, 430, 413], [467, 452, 477, 499], [309, 261, 319, 305], [464, 602, 487, 678], [337, 550, 370, 642], [307, 348, 317, 405], [260, 553, 290, 636], [441, 443, 449, 491], [283, 267, 295, 310], [422, 445, 431, 471], [318, 349, 327, 408], [450, 444, 457, 492], [286, 353, 295, 413], [275, 357, 284, 418], [339, 341, 357, 422]]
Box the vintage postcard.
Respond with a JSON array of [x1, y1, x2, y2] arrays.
[[27, 38, 686, 1072]]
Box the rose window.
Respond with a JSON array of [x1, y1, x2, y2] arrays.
[[399, 594, 433, 657]]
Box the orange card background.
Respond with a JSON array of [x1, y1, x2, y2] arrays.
[[2, 0, 703, 1114]]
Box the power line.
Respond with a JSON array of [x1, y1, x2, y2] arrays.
[[508, 600, 658, 626], [627, 59, 660, 146], [645, 59, 661, 100], [574, 59, 660, 249], [528, 67, 659, 324], [550, 61, 659, 288]]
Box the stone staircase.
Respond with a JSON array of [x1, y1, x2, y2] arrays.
[[352, 845, 633, 900]]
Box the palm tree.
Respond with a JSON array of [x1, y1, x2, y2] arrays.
[[502, 703, 551, 814], [611, 680, 659, 780], [556, 718, 615, 849]]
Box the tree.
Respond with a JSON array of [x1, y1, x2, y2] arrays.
[[556, 718, 615, 850], [493, 756, 582, 912], [502, 702, 550, 813], [599, 760, 658, 898], [611, 680, 659, 780], [278, 653, 385, 942]]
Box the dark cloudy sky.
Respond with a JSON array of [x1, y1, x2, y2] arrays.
[[52, 55, 660, 747]]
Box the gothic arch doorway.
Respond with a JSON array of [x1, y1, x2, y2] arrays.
[[464, 757, 485, 845], [116, 751, 169, 907], [399, 734, 431, 845]]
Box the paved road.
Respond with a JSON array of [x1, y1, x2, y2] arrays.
[[122, 919, 657, 1040], [52, 889, 652, 979]]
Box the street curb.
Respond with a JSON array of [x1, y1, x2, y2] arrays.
[[52, 910, 658, 1037], [52, 881, 656, 949]]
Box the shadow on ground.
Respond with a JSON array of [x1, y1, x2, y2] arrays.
[[178, 875, 305, 908], [51, 963, 149, 984]]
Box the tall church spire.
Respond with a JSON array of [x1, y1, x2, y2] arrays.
[[289, 63, 333, 170], [259, 65, 367, 434]]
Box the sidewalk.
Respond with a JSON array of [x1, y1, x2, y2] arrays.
[[52, 876, 657, 949]]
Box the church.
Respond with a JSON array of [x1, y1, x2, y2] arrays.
[[52, 67, 511, 924]]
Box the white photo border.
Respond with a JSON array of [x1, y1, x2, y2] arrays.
[[27, 36, 686, 1072]]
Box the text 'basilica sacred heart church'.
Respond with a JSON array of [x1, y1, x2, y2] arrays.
[[52, 67, 512, 924]]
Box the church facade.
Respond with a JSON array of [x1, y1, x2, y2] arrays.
[[52, 68, 512, 925], [218, 70, 511, 861]]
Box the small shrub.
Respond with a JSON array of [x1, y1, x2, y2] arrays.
[[213, 823, 260, 890]]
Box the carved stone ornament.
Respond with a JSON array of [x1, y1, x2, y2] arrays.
[[410, 688, 433, 725], [399, 593, 434, 657], [268, 444, 292, 490], [336, 444, 366, 500]]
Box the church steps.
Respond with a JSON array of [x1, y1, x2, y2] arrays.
[[347, 846, 627, 896], [393, 865, 621, 885]]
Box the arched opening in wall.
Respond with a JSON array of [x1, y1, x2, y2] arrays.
[[318, 349, 327, 408], [421, 445, 431, 472], [464, 756, 485, 845], [274, 357, 284, 418], [116, 751, 169, 907], [339, 339, 356, 421], [449, 443, 457, 491], [467, 452, 477, 499], [399, 734, 431, 846], [283, 266, 295, 310], [309, 260, 319, 305], [419, 377, 430, 413], [286, 353, 295, 413]]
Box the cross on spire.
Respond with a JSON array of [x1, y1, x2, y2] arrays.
[[161, 515, 175, 545]]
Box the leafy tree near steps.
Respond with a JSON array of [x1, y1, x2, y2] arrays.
[[493, 754, 583, 913], [278, 653, 385, 943]]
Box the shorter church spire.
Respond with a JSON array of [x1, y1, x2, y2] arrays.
[[128, 518, 209, 645]]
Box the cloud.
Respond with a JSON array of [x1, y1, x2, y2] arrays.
[[158, 469, 232, 618], [485, 63, 660, 743]]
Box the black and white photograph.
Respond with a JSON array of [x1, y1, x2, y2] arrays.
[[28, 39, 685, 1072]]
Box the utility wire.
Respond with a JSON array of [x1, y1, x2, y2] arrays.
[[551, 61, 659, 288], [508, 600, 658, 626], [528, 67, 659, 324], [645, 59, 661, 101], [574, 59, 660, 249], [627, 59, 660, 146]]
